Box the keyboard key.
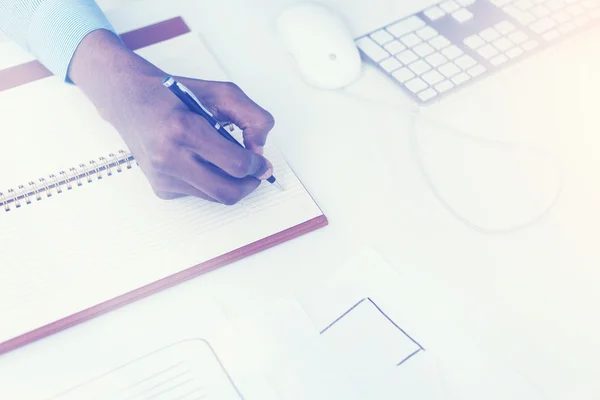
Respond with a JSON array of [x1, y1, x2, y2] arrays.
[[477, 44, 499, 59], [451, 72, 471, 85], [495, 21, 516, 34], [506, 46, 524, 58], [405, 77, 429, 93], [574, 15, 590, 26], [489, 54, 508, 65], [547, 0, 564, 10], [530, 18, 556, 33], [421, 69, 445, 85], [435, 80, 455, 93], [387, 16, 426, 37], [463, 35, 485, 49], [371, 29, 395, 44], [441, 45, 463, 59], [582, 0, 598, 9], [452, 9, 474, 22], [467, 65, 487, 76], [514, 10, 536, 24], [522, 40, 539, 50], [418, 88, 438, 101], [426, 52, 448, 67], [543, 29, 561, 40], [531, 5, 551, 17], [493, 37, 513, 51], [457, 0, 476, 6], [438, 62, 461, 77], [424, 6, 446, 21], [392, 67, 416, 83], [384, 40, 406, 54], [515, 0, 534, 10], [552, 11, 571, 23], [558, 22, 576, 32], [416, 26, 439, 40], [380, 57, 403, 72], [567, 4, 585, 15], [396, 49, 419, 64], [429, 35, 452, 49], [509, 30, 528, 44], [502, 5, 521, 17], [356, 37, 390, 62], [491, 0, 512, 6], [480, 28, 501, 41], [400, 33, 422, 47], [408, 59, 432, 75], [455, 55, 477, 69], [440, 0, 461, 13], [413, 42, 435, 57], [591, 8, 600, 18]]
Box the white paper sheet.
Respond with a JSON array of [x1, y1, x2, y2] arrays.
[[51, 340, 244, 400], [0, 247, 549, 400]]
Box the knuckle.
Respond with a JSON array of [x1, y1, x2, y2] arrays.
[[230, 152, 254, 178], [148, 150, 173, 172], [221, 81, 241, 95], [258, 111, 275, 131], [215, 185, 244, 206], [165, 113, 190, 143]]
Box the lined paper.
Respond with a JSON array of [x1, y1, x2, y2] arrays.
[[0, 32, 323, 346], [50, 340, 243, 400]]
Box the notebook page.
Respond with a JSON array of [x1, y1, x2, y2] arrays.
[[0, 33, 228, 189], [50, 340, 244, 400], [0, 32, 323, 345]]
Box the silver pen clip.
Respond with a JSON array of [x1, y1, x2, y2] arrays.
[[175, 82, 213, 117]]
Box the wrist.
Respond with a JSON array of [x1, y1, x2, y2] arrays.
[[68, 29, 165, 120]]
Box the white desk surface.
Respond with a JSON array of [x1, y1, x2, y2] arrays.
[[1, 0, 600, 399]]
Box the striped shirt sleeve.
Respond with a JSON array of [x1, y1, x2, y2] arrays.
[[0, 0, 117, 82]]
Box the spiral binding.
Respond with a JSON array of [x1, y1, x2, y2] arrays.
[[0, 150, 135, 213]]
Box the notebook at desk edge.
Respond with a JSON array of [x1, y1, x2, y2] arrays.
[[0, 16, 327, 355]]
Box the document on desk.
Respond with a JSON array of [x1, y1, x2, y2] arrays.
[[0, 15, 327, 354], [51, 340, 244, 400], [10, 248, 545, 400], [43, 250, 445, 400]]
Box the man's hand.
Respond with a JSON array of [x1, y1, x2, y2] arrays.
[[68, 30, 275, 205]]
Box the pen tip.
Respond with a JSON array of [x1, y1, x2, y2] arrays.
[[273, 181, 285, 191]]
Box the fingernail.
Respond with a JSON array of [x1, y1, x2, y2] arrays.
[[259, 161, 273, 180]]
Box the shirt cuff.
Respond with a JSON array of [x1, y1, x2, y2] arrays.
[[27, 0, 118, 82]]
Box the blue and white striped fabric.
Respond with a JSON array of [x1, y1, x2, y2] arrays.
[[0, 0, 116, 81]]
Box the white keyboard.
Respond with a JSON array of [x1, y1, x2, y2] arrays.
[[355, 0, 600, 103]]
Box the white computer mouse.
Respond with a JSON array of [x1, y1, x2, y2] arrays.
[[277, 2, 362, 90]]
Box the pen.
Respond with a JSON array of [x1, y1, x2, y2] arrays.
[[162, 76, 283, 191]]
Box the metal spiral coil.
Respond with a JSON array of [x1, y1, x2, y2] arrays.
[[0, 150, 134, 212]]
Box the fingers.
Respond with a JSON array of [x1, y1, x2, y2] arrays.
[[150, 172, 216, 202], [174, 151, 261, 206], [180, 79, 275, 154], [181, 113, 274, 180], [142, 78, 274, 205]]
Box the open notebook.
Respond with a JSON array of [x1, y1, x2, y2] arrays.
[[0, 17, 327, 354]]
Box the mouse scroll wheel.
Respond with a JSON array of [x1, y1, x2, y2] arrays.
[[329, 53, 338, 61]]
